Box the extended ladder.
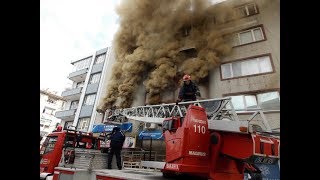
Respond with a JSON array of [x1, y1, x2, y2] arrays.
[[104, 97, 273, 133]]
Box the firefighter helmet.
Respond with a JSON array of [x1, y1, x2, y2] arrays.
[[183, 74, 191, 81]]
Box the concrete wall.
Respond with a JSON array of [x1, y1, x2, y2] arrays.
[[85, 83, 99, 94], [209, 0, 280, 98], [79, 105, 94, 118], [90, 48, 114, 128], [96, 48, 116, 110], [91, 63, 104, 74], [87, 0, 280, 153], [130, 0, 280, 153]]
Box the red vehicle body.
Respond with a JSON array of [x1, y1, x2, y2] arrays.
[[40, 129, 102, 176], [161, 105, 280, 179]]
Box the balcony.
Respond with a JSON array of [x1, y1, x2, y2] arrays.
[[55, 109, 76, 121], [61, 87, 82, 101], [68, 68, 88, 82]]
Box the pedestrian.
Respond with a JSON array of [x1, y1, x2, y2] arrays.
[[107, 127, 125, 170], [176, 74, 201, 103]]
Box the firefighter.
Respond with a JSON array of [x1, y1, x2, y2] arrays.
[[53, 124, 62, 132], [56, 124, 62, 132], [107, 127, 125, 170], [176, 74, 201, 103]]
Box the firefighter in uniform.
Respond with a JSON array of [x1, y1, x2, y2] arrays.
[[107, 127, 125, 170], [176, 74, 201, 103]]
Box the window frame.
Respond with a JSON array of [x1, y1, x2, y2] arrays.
[[77, 118, 90, 131], [220, 53, 275, 80], [43, 107, 55, 115], [76, 81, 85, 88], [83, 94, 96, 106], [94, 53, 106, 64], [89, 73, 101, 84], [212, 2, 259, 25], [47, 98, 56, 104], [64, 121, 74, 129], [223, 89, 280, 113], [70, 100, 79, 110], [227, 25, 267, 47], [72, 57, 92, 72], [234, 2, 259, 18]]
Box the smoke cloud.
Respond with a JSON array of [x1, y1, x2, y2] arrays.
[[99, 0, 240, 111]]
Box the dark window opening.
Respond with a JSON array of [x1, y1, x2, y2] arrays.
[[180, 48, 197, 58]]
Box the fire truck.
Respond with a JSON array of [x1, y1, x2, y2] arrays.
[[40, 127, 108, 179], [110, 97, 280, 179], [40, 97, 280, 180]]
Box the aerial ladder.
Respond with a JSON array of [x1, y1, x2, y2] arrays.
[[104, 97, 280, 179], [104, 97, 275, 134]]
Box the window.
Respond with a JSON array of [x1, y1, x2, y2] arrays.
[[42, 136, 58, 154], [226, 91, 280, 111], [64, 121, 73, 129], [72, 57, 92, 72], [77, 118, 90, 131], [70, 101, 79, 109], [89, 73, 101, 84], [83, 94, 96, 106], [95, 53, 106, 64], [232, 27, 264, 46], [221, 55, 273, 79], [43, 107, 55, 115], [76, 81, 85, 88], [257, 91, 280, 110], [47, 98, 56, 104], [235, 3, 258, 18]]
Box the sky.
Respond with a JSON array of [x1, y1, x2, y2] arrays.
[[40, 0, 120, 95]]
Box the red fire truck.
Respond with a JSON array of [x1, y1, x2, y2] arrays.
[[40, 97, 280, 180], [40, 128, 105, 179]]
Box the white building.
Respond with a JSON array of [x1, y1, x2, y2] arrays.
[[40, 89, 66, 137], [55, 47, 112, 132]]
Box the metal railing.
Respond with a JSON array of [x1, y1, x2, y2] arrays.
[[105, 97, 277, 133]]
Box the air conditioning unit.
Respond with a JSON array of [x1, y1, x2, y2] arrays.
[[144, 123, 157, 129]]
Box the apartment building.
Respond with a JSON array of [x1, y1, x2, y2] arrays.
[[40, 89, 65, 137], [55, 47, 112, 132]]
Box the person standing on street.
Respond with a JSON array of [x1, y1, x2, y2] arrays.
[[107, 127, 125, 170]]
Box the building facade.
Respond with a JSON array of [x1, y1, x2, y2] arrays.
[[57, 0, 279, 136], [40, 89, 66, 137], [55, 47, 112, 132], [93, 0, 279, 153], [103, 0, 280, 132], [209, 0, 280, 131]]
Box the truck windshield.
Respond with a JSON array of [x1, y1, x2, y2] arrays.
[[43, 136, 58, 154]]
